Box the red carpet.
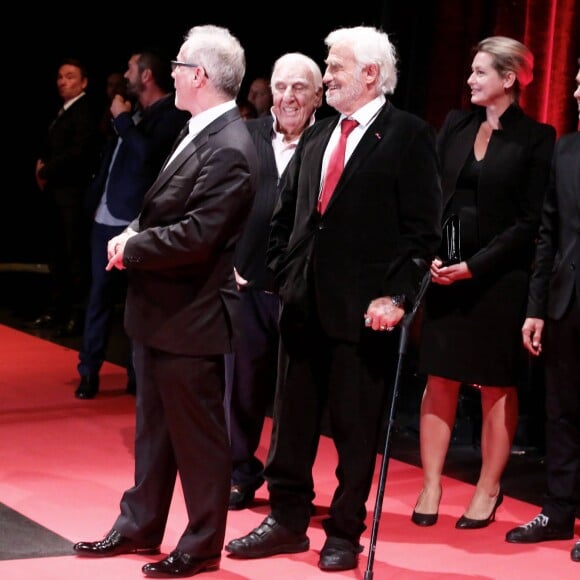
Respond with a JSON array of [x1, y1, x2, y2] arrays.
[[0, 324, 577, 579]]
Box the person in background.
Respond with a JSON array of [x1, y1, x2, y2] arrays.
[[236, 97, 258, 120], [72, 25, 258, 578], [505, 60, 580, 564], [413, 37, 556, 530], [225, 52, 323, 510], [75, 50, 190, 399], [225, 26, 441, 572], [34, 57, 101, 336], [247, 76, 273, 117], [99, 71, 127, 139]]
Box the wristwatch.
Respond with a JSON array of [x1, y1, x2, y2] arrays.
[[390, 294, 406, 309]]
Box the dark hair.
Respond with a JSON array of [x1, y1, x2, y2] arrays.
[[136, 50, 173, 93], [59, 57, 89, 79]]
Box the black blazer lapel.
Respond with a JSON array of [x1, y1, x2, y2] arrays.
[[145, 108, 242, 204], [440, 115, 479, 210]]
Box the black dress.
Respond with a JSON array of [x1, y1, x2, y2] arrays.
[[418, 149, 528, 386]]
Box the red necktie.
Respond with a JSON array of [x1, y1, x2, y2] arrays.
[[318, 118, 359, 214]]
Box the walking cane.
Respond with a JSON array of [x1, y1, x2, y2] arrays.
[[364, 271, 431, 580]]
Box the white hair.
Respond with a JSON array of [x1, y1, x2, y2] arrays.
[[324, 26, 398, 95]]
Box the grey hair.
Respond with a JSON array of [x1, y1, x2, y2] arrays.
[[270, 52, 323, 91], [324, 26, 398, 95], [181, 25, 246, 98]]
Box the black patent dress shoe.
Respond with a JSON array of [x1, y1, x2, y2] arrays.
[[456, 491, 503, 529], [73, 529, 160, 557], [142, 551, 220, 578], [225, 515, 309, 558], [32, 313, 59, 329], [229, 484, 256, 510], [505, 514, 574, 543], [75, 375, 100, 399], [318, 537, 363, 572], [54, 316, 84, 338], [571, 540, 580, 562]]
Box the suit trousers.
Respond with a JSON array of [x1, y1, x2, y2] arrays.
[[78, 222, 134, 381], [264, 313, 397, 542], [45, 198, 90, 319], [224, 288, 280, 488], [542, 295, 580, 528], [113, 342, 230, 557]]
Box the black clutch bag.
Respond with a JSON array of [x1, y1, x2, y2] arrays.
[[439, 214, 461, 265]]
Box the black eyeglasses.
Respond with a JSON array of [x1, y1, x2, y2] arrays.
[[170, 60, 208, 78]]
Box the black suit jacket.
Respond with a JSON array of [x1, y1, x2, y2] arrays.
[[39, 94, 100, 207], [437, 104, 556, 278], [267, 101, 442, 342], [233, 116, 279, 290], [527, 132, 580, 320], [121, 107, 258, 355]]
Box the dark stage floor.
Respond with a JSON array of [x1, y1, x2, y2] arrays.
[[0, 268, 560, 514]]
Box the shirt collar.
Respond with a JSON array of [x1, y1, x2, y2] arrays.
[[62, 91, 86, 111], [187, 100, 237, 138], [343, 94, 386, 128], [271, 111, 317, 146]]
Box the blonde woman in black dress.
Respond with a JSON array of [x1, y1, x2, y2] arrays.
[[413, 37, 556, 529]]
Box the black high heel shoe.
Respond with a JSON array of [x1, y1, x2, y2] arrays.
[[455, 491, 504, 529], [411, 489, 441, 527], [411, 510, 438, 526]]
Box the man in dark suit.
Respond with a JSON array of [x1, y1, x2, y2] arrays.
[[224, 52, 323, 510], [505, 62, 580, 564], [72, 25, 258, 578], [226, 26, 442, 573], [34, 58, 100, 334], [75, 50, 190, 399]]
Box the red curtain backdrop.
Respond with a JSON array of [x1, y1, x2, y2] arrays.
[[519, 0, 579, 135], [423, 0, 579, 136]]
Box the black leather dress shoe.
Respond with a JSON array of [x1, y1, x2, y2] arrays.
[[73, 529, 160, 557], [75, 375, 100, 399], [318, 537, 363, 572], [225, 515, 309, 558], [142, 551, 220, 578], [456, 491, 503, 529], [571, 540, 580, 562], [32, 313, 59, 329], [505, 514, 574, 543], [54, 316, 84, 338], [229, 484, 256, 510]]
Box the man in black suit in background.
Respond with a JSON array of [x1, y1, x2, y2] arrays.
[[75, 50, 190, 399], [226, 26, 441, 573], [505, 61, 580, 564], [73, 25, 258, 578], [34, 58, 100, 335]]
